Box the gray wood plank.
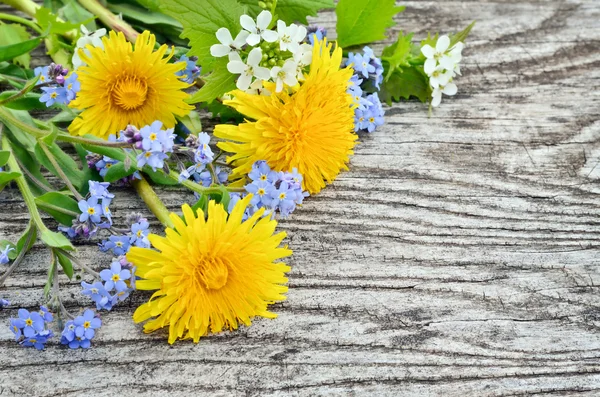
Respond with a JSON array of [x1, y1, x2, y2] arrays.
[[1, 0, 600, 396]]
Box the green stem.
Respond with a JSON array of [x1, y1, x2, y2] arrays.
[[0, 12, 43, 33], [77, 0, 138, 43], [0, 77, 39, 107], [2, 135, 49, 234], [167, 168, 228, 196], [132, 176, 174, 229], [0, 0, 39, 18], [55, 133, 133, 148], [38, 141, 84, 201]]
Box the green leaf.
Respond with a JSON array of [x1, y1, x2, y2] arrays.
[[380, 65, 431, 104], [0, 91, 45, 111], [0, 171, 21, 191], [188, 60, 237, 104], [202, 100, 244, 123], [17, 222, 37, 255], [191, 193, 209, 214], [40, 229, 74, 250], [450, 21, 475, 47], [2, 109, 39, 153], [0, 151, 10, 167], [50, 107, 79, 124], [61, 0, 97, 31], [108, 3, 182, 28], [0, 240, 17, 260], [103, 162, 135, 182], [381, 31, 413, 81], [35, 7, 80, 35], [213, 185, 230, 209], [35, 192, 80, 226], [420, 31, 439, 49], [0, 24, 32, 68], [134, 0, 161, 12], [34, 142, 86, 190], [238, 0, 334, 24], [336, 0, 404, 48], [55, 250, 74, 279], [160, 0, 245, 72], [80, 136, 127, 161], [177, 110, 202, 134], [0, 36, 42, 67], [0, 61, 28, 80], [144, 167, 179, 185], [8, 140, 52, 196]]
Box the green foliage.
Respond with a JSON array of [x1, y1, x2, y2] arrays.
[[381, 31, 413, 80], [103, 162, 134, 183], [8, 140, 52, 196], [0, 240, 17, 260], [203, 100, 244, 123], [336, 0, 404, 48], [0, 151, 10, 167], [61, 0, 97, 31], [144, 167, 179, 185], [0, 92, 45, 110], [34, 142, 87, 190], [40, 229, 74, 251], [238, 0, 334, 24], [0, 34, 42, 67], [451, 21, 475, 47], [0, 171, 21, 192], [160, 0, 244, 72], [108, 3, 182, 28], [188, 60, 237, 104], [35, 192, 80, 226], [380, 66, 431, 104], [177, 110, 202, 134], [35, 7, 80, 35], [55, 250, 74, 278], [17, 222, 36, 255], [0, 24, 33, 68]]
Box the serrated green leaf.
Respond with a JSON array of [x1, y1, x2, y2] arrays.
[[35, 192, 80, 226], [450, 21, 476, 47], [420, 31, 439, 49], [35, 7, 80, 35], [40, 229, 74, 250], [381, 31, 413, 81], [336, 0, 404, 48], [34, 142, 86, 190], [160, 0, 245, 73], [0, 151, 10, 167], [238, 0, 334, 24], [380, 65, 431, 105], [55, 250, 74, 278], [188, 60, 237, 104], [0, 36, 42, 66], [0, 24, 32, 68]]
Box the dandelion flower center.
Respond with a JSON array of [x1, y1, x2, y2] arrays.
[[112, 76, 148, 110], [193, 255, 229, 290]]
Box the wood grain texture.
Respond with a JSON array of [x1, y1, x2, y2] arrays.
[[1, 1, 600, 396]]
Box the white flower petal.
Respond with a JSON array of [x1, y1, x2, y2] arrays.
[[295, 26, 307, 42], [286, 41, 300, 54], [227, 60, 247, 74], [216, 28, 233, 45], [436, 35, 450, 53], [270, 66, 282, 79], [211, 44, 231, 57], [420, 44, 435, 58], [284, 73, 298, 87], [246, 33, 261, 46], [275, 78, 284, 93], [240, 15, 256, 32], [256, 10, 273, 30], [233, 30, 250, 48], [236, 73, 252, 91], [431, 90, 442, 107], [439, 56, 456, 70], [247, 48, 263, 66], [80, 25, 90, 35], [442, 83, 457, 96], [424, 59, 437, 76], [261, 29, 279, 43], [277, 20, 286, 34], [253, 66, 271, 81]]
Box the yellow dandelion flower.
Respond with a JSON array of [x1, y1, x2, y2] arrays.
[[128, 195, 291, 344], [69, 31, 193, 140], [214, 39, 357, 194]]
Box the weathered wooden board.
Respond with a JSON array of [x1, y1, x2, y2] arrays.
[[1, 0, 600, 396]]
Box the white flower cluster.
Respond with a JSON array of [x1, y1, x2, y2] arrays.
[[420, 35, 464, 107], [210, 11, 313, 93], [72, 25, 107, 69]]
